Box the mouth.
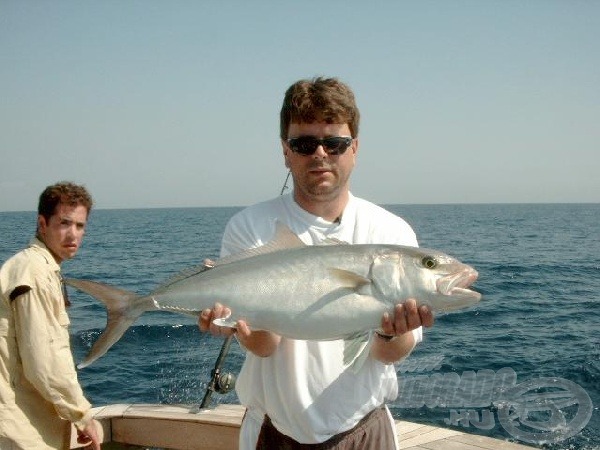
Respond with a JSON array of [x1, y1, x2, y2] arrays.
[[309, 168, 331, 175], [308, 163, 334, 173], [437, 269, 481, 300]]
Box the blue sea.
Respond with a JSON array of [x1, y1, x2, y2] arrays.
[[1, 204, 598, 449]]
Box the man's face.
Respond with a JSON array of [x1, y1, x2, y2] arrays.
[[283, 122, 358, 206], [37, 203, 88, 264]]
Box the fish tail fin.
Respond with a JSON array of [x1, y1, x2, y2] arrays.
[[65, 278, 152, 368]]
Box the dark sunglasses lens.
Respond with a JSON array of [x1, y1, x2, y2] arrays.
[[322, 137, 352, 155], [289, 137, 319, 155], [289, 137, 352, 155]]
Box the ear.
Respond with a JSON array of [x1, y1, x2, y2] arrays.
[[352, 137, 359, 157], [282, 139, 291, 168], [37, 215, 47, 236]]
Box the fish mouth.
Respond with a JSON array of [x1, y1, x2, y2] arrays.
[[437, 269, 481, 300]]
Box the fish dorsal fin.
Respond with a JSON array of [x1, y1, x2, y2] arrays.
[[320, 237, 348, 246], [153, 263, 214, 293], [214, 221, 306, 266], [328, 268, 371, 291]]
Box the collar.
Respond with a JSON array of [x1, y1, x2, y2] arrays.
[[28, 237, 61, 271], [288, 191, 355, 227]]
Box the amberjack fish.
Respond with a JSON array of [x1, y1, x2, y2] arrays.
[[67, 223, 481, 368]]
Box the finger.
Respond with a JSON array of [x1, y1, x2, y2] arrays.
[[209, 305, 236, 337], [404, 299, 421, 331], [199, 308, 212, 331], [217, 326, 236, 338], [380, 311, 395, 335], [77, 434, 91, 444], [208, 304, 224, 334], [419, 305, 434, 327], [213, 302, 225, 318], [393, 303, 409, 335], [212, 303, 232, 320], [237, 320, 251, 338]]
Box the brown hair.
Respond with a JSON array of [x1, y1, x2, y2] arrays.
[[38, 181, 93, 222], [279, 77, 360, 140]]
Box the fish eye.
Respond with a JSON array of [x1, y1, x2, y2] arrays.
[[422, 256, 437, 269]]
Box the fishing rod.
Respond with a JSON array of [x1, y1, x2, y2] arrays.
[[198, 334, 236, 410], [280, 170, 291, 195], [197, 170, 292, 411]]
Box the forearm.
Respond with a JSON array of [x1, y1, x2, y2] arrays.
[[236, 322, 281, 357], [14, 292, 92, 422], [370, 330, 416, 364]]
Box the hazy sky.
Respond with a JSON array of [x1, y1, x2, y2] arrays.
[[1, 1, 598, 211]]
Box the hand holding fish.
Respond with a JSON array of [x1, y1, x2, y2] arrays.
[[199, 303, 282, 357], [380, 299, 434, 337], [371, 298, 434, 364], [199, 303, 234, 337]]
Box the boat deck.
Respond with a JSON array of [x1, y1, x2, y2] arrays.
[[71, 403, 537, 450]]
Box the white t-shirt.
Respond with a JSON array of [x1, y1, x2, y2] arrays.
[[221, 193, 421, 448]]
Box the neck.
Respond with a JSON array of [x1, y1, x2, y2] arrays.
[[35, 234, 63, 265], [293, 190, 349, 223]]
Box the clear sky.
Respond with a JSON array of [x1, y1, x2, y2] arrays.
[[1, 1, 598, 211]]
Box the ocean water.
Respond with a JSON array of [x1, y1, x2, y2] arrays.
[[0, 204, 598, 449]]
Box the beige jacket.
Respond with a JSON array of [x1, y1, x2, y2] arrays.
[[0, 239, 93, 449]]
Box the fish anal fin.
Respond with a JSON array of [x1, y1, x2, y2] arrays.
[[343, 332, 371, 371]]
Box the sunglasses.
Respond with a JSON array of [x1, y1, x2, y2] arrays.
[[286, 136, 353, 156]]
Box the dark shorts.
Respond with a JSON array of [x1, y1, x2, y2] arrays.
[[255, 406, 396, 450]]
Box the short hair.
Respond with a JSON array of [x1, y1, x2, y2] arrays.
[[279, 77, 360, 140], [38, 182, 93, 222]]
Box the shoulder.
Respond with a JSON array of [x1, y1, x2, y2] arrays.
[[2, 246, 45, 275], [0, 247, 48, 296], [229, 197, 284, 227], [222, 197, 285, 255], [352, 197, 404, 221], [349, 196, 418, 246]]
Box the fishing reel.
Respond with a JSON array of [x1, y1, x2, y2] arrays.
[[199, 336, 237, 409], [213, 369, 236, 394]]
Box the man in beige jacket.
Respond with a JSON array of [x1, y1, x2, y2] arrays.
[[0, 182, 100, 450]]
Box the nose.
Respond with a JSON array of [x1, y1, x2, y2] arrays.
[[66, 223, 82, 239], [65, 225, 76, 239], [312, 144, 328, 158]]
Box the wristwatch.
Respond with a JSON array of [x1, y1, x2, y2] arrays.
[[375, 331, 396, 342]]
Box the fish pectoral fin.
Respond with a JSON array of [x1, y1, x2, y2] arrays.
[[212, 317, 238, 329], [328, 268, 371, 291]]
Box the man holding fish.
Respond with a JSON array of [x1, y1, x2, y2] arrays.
[[57, 77, 478, 448], [200, 77, 440, 450]]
